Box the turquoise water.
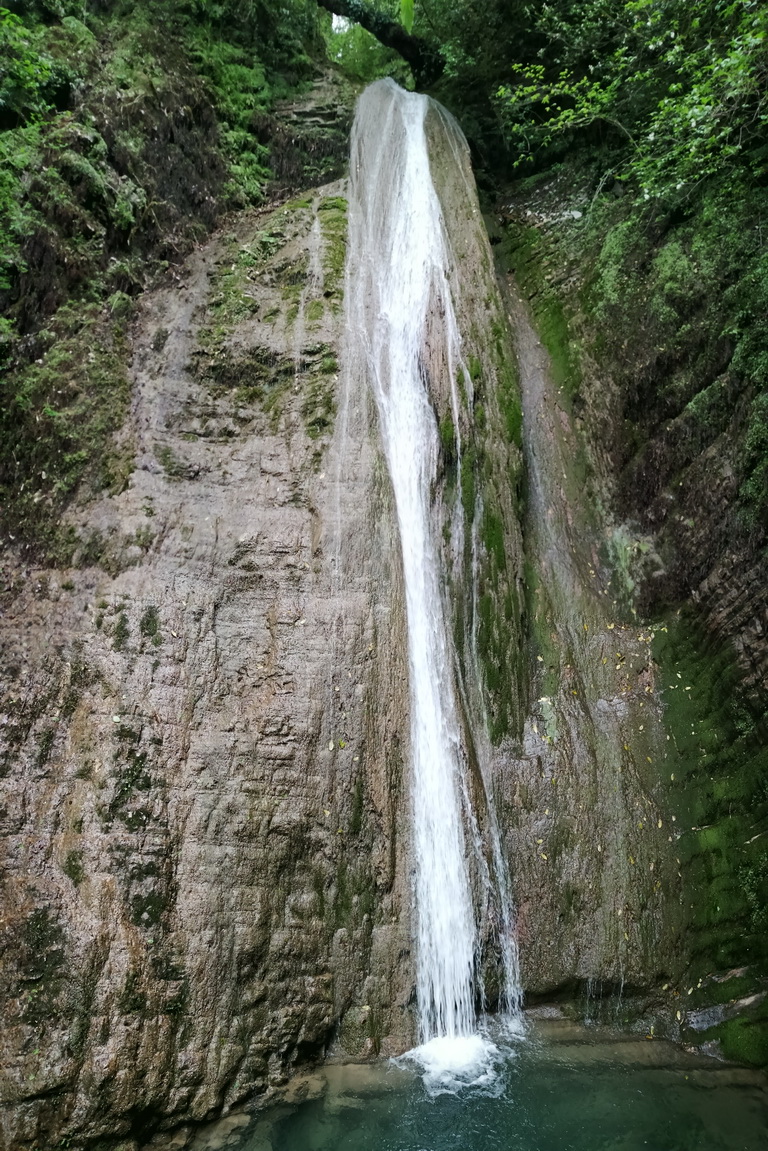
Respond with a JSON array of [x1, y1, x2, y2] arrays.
[[229, 1021, 768, 1151]]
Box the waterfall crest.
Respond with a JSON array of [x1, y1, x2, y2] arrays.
[[346, 78, 522, 1080]]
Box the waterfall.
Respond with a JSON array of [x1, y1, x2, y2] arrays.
[[346, 79, 522, 1080]]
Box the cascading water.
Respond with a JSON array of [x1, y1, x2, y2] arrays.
[[346, 78, 522, 1085]]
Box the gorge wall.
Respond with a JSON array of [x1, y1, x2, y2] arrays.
[[0, 173, 419, 1149], [1, 38, 767, 1151]]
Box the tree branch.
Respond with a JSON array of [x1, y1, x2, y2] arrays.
[[316, 0, 443, 86]]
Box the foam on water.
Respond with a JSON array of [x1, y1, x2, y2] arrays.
[[397, 1034, 507, 1097]]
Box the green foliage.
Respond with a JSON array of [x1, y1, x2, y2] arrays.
[[581, 180, 768, 530], [496, 0, 768, 200], [322, 11, 409, 83], [742, 392, 768, 518], [187, 28, 273, 203], [653, 612, 768, 975], [1, 9, 49, 117], [400, 0, 413, 34], [0, 122, 41, 293], [0, 1, 325, 553]]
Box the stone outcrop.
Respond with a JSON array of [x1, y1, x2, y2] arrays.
[[0, 183, 415, 1151]]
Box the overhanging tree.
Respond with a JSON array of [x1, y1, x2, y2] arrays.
[[314, 0, 443, 85]]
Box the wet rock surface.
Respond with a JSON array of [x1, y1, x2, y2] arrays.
[[496, 184, 768, 1063], [2, 85, 766, 1151], [0, 182, 415, 1150], [496, 285, 683, 999]]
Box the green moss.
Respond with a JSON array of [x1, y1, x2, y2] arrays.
[[439, 416, 456, 466], [714, 1007, 768, 1069], [302, 371, 336, 440], [348, 774, 364, 836], [283, 196, 313, 211], [318, 196, 347, 299], [306, 298, 324, 324], [139, 605, 162, 646], [460, 444, 477, 518], [654, 612, 768, 989], [496, 354, 523, 449], [0, 302, 133, 553], [498, 224, 581, 406], [63, 849, 84, 886], [482, 507, 506, 571], [318, 196, 348, 213], [194, 342, 294, 429], [477, 590, 514, 743], [113, 610, 130, 652], [332, 859, 375, 929], [523, 558, 561, 696], [154, 443, 193, 480]]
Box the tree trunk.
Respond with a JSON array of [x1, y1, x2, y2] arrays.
[[315, 0, 443, 86]]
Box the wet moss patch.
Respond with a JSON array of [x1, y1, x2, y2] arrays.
[[193, 343, 295, 429], [317, 195, 348, 302], [17, 906, 67, 1025], [0, 301, 133, 556], [654, 611, 768, 1064]]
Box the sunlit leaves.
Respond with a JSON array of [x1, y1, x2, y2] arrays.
[[0, 8, 54, 124], [495, 0, 768, 200]]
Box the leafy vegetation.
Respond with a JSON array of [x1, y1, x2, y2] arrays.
[[0, 0, 325, 554], [433, 0, 768, 533], [495, 1, 767, 196]]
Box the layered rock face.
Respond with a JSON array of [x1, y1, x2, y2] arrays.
[[0, 185, 416, 1151], [4, 79, 754, 1151]]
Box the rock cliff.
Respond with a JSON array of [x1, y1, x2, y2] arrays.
[[0, 179, 419, 1150], [2, 72, 766, 1151]]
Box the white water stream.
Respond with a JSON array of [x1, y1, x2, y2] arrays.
[[346, 80, 521, 1085]]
